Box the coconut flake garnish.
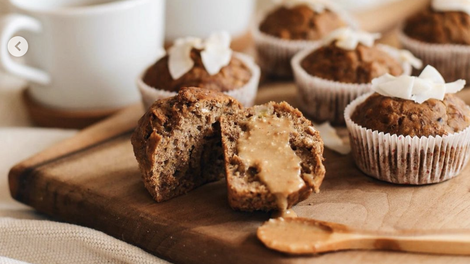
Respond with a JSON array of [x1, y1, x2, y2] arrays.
[[314, 122, 351, 155], [323, 27, 381, 50], [372, 65, 466, 104], [398, 49, 423, 70], [273, 0, 335, 13], [168, 31, 232, 80], [432, 0, 470, 16]]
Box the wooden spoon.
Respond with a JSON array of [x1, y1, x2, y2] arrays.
[[257, 217, 470, 255]]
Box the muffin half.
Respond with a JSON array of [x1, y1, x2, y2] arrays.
[[220, 102, 326, 214], [131, 87, 243, 202]]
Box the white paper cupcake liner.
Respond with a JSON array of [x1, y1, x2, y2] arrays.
[[252, 8, 358, 78], [344, 92, 470, 185], [137, 52, 260, 110], [291, 44, 412, 125], [399, 30, 470, 83]]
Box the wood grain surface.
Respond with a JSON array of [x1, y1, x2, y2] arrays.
[[8, 84, 470, 264]]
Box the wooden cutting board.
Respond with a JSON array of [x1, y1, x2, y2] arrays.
[[8, 84, 470, 264]]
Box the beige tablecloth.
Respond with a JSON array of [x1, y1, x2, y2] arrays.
[[0, 72, 169, 264]]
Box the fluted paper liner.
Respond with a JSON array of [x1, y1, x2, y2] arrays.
[[344, 92, 470, 185], [137, 52, 260, 110], [292, 44, 412, 125], [252, 10, 357, 78], [399, 30, 470, 84]]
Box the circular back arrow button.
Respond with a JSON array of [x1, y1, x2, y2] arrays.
[[8, 36, 28, 57]]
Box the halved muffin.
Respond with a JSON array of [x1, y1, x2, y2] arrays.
[[221, 102, 326, 213]]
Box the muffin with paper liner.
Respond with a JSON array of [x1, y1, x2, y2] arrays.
[[399, 0, 470, 83], [138, 31, 260, 109], [292, 27, 421, 125], [253, 0, 357, 78], [345, 65, 470, 185]]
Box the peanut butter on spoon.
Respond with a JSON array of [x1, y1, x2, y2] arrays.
[[258, 217, 470, 255]]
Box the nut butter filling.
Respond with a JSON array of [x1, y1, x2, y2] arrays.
[[237, 115, 305, 217]]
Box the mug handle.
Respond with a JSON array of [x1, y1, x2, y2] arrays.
[[0, 14, 50, 85]]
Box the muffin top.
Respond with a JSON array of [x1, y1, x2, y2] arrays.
[[301, 42, 404, 84], [259, 4, 346, 40], [404, 5, 470, 45], [351, 65, 470, 137], [143, 31, 252, 93], [143, 49, 251, 92], [351, 93, 470, 137]]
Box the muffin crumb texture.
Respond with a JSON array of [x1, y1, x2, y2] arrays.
[[351, 93, 470, 137], [301, 43, 403, 84], [259, 5, 345, 40], [143, 49, 252, 92], [131, 87, 243, 202], [404, 8, 470, 45]]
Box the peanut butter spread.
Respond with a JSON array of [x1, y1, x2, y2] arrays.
[[257, 217, 335, 254], [237, 116, 305, 216]]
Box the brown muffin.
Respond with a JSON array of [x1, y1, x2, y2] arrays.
[[221, 102, 325, 212], [351, 93, 470, 137], [260, 5, 345, 41], [404, 7, 470, 45], [131, 87, 243, 202], [143, 49, 252, 92], [301, 43, 404, 84]]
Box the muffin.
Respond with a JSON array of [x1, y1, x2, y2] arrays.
[[131, 87, 243, 202], [345, 65, 470, 185], [137, 31, 260, 109], [259, 4, 345, 40], [143, 50, 252, 93], [220, 102, 326, 213], [292, 27, 417, 125], [253, 0, 356, 78], [351, 94, 470, 138], [399, 0, 470, 83], [300, 42, 404, 84]]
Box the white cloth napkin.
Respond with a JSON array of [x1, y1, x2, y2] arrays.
[[0, 218, 164, 264], [0, 72, 169, 264]]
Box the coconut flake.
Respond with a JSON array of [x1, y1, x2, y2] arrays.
[[323, 27, 381, 50], [168, 37, 201, 80], [372, 65, 466, 104], [201, 32, 232, 75], [314, 122, 351, 155], [168, 31, 232, 79], [372, 74, 414, 99], [398, 49, 423, 70], [419, 64, 445, 83], [432, 0, 470, 16]]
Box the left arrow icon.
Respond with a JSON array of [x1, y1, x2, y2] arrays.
[[8, 36, 28, 57]]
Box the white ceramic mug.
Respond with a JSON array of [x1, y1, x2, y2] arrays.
[[0, 0, 165, 110], [165, 0, 254, 42]]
